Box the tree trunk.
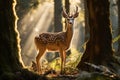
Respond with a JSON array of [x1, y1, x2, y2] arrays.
[[117, 0, 120, 55], [54, 0, 62, 32], [77, 0, 113, 71], [0, 0, 23, 73], [84, 0, 90, 42], [0, 0, 47, 79], [65, 0, 70, 14]]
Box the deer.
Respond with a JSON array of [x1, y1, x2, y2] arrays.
[[34, 6, 79, 74]]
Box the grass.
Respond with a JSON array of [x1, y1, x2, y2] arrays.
[[113, 35, 120, 43], [38, 48, 83, 75]]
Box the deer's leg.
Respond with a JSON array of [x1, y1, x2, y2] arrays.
[[63, 50, 66, 72], [36, 48, 45, 74], [59, 49, 66, 74]]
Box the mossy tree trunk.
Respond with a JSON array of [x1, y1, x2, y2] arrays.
[[77, 0, 114, 71]]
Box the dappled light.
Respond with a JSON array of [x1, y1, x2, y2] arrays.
[[16, 0, 120, 79], [18, 0, 85, 67], [1, 0, 120, 79], [18, 2, 54, 65], [30, 48, 82, 75]]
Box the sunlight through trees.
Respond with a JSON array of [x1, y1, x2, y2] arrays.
[[17, 0, 84, 66]]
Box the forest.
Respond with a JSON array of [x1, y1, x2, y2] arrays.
[[0, 0, 120, 80]]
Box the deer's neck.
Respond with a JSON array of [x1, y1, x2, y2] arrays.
[[65, 23, 73, 48]]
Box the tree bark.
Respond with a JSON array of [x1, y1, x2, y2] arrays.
[[117, 0, 120, 55], [54, 0, 62, 32], [84, 0, 90, 42], [0, 0, 47, 79], [0, 0, 23, 73], [77, 0, 113, 71]]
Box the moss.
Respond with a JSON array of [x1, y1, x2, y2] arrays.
[[76, 72, 113, 80]]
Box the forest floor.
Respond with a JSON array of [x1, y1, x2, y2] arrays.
[[25, 53, 120, 80], [28, 62, 120, 80], [6, 68, 119, 80], [41, 69, 120, 80], [27, 70, 119, 80], [9, 55, 120, 80]]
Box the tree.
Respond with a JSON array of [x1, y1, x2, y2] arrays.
[[0, 0, 23, 73], [84, 0, 90, 42], [77, 0, 114, 71], [117, 0, 120, 55], [54, 0, 62, 32], [0, 0, 46, 79], [65, 0, 70, 14]]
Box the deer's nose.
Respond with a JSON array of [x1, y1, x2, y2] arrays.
[[69, 19, 74, 24]]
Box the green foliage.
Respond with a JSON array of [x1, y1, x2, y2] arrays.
[[48, 57, 61, 71], [113, 35, 120, 43], [66, 48, 83, 68], [45, 48, 83, 74]]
